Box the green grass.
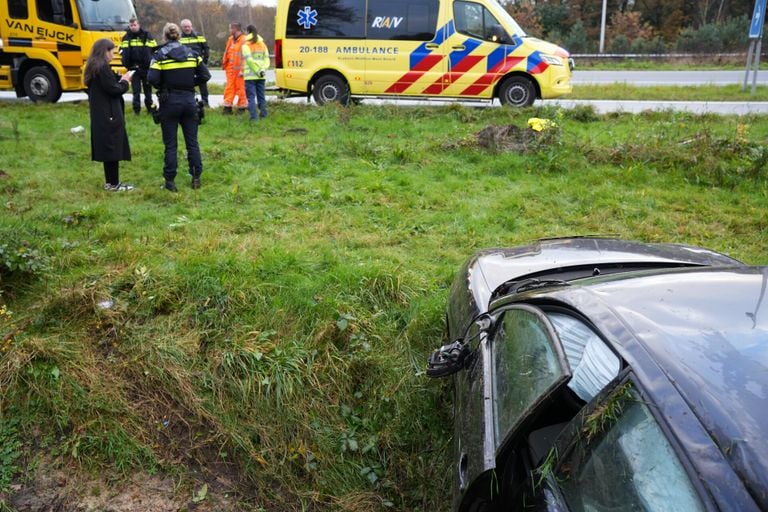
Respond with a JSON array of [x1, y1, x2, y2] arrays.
[[1, 100, 768, 509], [571, 83, 768, 101]]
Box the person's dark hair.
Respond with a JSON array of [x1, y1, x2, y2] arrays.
[[164, 22, 180, 42], [83, 38, 115, 85], [246, 24, 258, 37], [230, 22, 242, 31]]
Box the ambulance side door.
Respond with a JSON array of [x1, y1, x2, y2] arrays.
[[364, 0, 446, 96], [447, 0, 523, 99]]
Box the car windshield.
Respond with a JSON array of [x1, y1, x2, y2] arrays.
[[558, 388, 704, 511], [76, 0, 134, 30]]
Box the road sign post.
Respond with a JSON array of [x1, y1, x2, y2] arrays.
[[744, 0, 766, 93]]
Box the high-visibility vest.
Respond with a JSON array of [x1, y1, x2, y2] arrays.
[[222, 33, 246, 72], [242, 35, 270, 80]]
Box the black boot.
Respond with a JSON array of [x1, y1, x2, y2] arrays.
[[164, 180, 178, 192], [222, 106, 233, 115], [191, 176, 201, 190]]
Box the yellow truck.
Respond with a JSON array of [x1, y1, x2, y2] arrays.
[[274, 0, 573, 106], [0, 0, 134, 101]]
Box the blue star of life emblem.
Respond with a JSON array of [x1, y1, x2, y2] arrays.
[[297, 6, 318, 29]]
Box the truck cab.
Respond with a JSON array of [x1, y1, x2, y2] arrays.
[[0, 0, 134, 101]]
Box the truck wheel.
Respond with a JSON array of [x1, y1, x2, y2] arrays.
[[24, 66, 62, 103], [312, 74, 350, 106], [498, 76, 535, 107]]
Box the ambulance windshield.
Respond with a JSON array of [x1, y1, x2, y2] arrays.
[[487, 0, 526, 37], [76, 0, 135, 30]]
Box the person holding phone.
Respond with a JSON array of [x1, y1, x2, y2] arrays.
[[83, 38, 134, 191]]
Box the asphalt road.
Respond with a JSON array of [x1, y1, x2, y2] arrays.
[[2, 70, 767, 114], [207, 69, 767, 87]]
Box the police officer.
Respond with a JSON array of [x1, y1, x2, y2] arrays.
[[179, 19, 210, 106], [120, 17, 157, 115], [148, 23, 211, 192]]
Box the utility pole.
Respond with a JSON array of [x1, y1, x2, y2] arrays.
[[599, 0, 608, 53]]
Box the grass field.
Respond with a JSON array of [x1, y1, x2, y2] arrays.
[[1, 100, 767, 510]]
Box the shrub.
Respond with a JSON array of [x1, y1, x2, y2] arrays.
[[631, 36, 668, 54], [717, 15, 749, 51], [0, 230, 48, 279], [563, 20, 593, 53], [535, 3, 571, 38], [609, 34, 631, 53], [675, 23, 724, 53]]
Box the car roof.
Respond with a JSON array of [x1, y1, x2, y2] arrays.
[[553, 266, 768, 507]]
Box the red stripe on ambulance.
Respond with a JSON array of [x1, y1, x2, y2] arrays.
[[422, 55, 484, 94], [386, 54, 444, 93], [460, 56, 524, 96]]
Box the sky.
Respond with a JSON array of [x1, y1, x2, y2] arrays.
[[252, 0, 277, 6]]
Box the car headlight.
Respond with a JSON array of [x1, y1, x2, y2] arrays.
[[541, 55, 563, 66]]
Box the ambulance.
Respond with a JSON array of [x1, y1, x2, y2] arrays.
[[0, 0, 134, 102], [274, 0, 573, 106]]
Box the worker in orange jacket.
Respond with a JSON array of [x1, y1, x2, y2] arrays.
[[221, 22, 247, 114]]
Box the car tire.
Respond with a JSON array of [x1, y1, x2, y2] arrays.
[[24, 66, 62, 103], [312, 74, 350, 106], [498, 76, 535, 107]]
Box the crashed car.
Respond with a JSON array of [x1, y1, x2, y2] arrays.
[[427, 237, 767, 512]]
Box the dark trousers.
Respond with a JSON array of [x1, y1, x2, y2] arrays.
[[131, 71, 153, 112], [160, 92, 202, 181], [103, 161, 119, 186], [245, 79, 267, 120]]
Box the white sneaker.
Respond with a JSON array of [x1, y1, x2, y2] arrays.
[[104, 183, 134, 192]]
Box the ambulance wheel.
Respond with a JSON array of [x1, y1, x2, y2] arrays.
[[24, 66, 62, 103], [313, 74, 350, 106], [498, 76, 535, 107]]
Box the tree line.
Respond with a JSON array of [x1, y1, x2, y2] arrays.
[[506, 0, 758, 53], [135, 0, 276, 65], [134, 0, 760, 59]]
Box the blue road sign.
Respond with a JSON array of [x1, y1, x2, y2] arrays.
[[749, 0, 767, 38]]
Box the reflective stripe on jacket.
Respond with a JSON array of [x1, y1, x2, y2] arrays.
[[120, 29, 157, 69], [179, 32, 210, 64], [242, 35, 270, 80], [222, 33, 245, 72], [148, 41, 211, 93]]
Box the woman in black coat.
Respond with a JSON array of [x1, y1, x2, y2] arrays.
[[83, 38, 135, 191]]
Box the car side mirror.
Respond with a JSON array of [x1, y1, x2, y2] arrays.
[[427, 341, 470, 378]]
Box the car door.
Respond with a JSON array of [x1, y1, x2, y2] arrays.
[[445, 0, 524, 99], [454, 305, 571, 511]]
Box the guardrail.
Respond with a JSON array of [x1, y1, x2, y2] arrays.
[[572, 52, 763, 60]]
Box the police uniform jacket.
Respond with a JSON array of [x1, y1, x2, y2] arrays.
[[147, 41, 211, 95], [179, 31, 210, 64], [120, 28, 157, 71], [86, 65, 131, 162]]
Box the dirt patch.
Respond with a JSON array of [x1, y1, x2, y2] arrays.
[[475, 124, 545, 152], [2, 465, 241, 512]]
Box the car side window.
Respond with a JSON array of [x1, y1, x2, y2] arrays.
[[558, 387, 704, 511], [492, 307, 568, 447], [367, 0, 439, 41], [286, 0, 366, 38], [453, 0, 510, 43]]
